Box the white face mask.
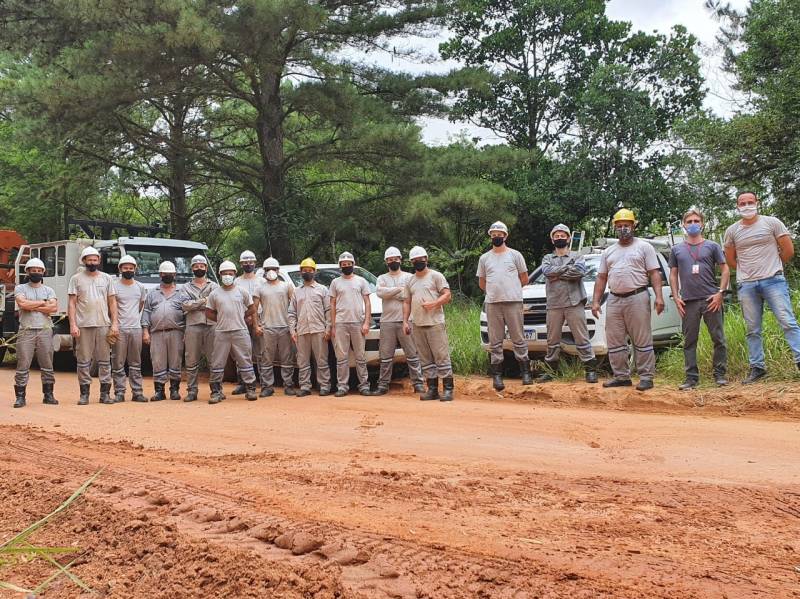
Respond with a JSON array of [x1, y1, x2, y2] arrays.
[[738, 205, 758, 218], [265, 270, 278, 281], [221, 274, 235, 286]]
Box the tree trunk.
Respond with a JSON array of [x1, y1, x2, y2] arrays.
[[167, 98, 189, 239]]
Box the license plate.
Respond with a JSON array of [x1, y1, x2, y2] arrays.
[[505, 329, 538, 340]]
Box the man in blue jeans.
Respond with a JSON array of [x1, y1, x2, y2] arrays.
[[724, 191, 800, 384]]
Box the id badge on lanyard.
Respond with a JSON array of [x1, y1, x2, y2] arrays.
[[687, 241, 704, 275]]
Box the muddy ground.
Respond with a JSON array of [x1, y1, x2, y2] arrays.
[[1, 369, 799, 598]]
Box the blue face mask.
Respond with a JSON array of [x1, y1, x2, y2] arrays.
[[685, 223, 702, 236]]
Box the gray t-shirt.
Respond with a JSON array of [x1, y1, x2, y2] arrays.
[[207, 286, 252, 332], [377, 271, 412, 323], [723, 216, 790, 282], [114, 279, 146, 329], [15, 283, 56, 329], [598, 239, 660, 294], [668, 241, 725, 301], [67, 270, 117, 328], [405, 269, 449, 326], [476, 248, 527, 303], [329, 275, 371, 323], [254, 281, 294, 329]]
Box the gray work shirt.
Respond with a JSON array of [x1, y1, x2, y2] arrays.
[[476, 248, 528, 303], [15, 283, 56, 329], [207, 286, 252, 332], [288, 282, 330, 335], [142, 286, 185, 331], [329, 275, 371, 323], [405, 269, 449, 326], [668, 241, 725, 301], [540, 252, 588, 309], [377, 271, 412, 323], [254, 281, 294, 329], [723, 215, 790, 282], [67, 270, 117, 328], [114, 279, 146, 329], [180, 280, 219, 326], [598, 239, 660, 294]]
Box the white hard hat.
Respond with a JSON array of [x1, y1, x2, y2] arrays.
[[384, 246, 402, 260], [118, 255, 137, 268], [219, 260, 237, 273], [550, 223, 571, 239], [191, 255, 208, 266], [338, 251, 355, 264], [409, 246, 428, 260], [25, 258, 46, 272], [239, 250, 257, 262], [487, 221, 509, 236], [263, 257, 279, 269], [158, 261, 177, 274], [80, 246, 100, 262]]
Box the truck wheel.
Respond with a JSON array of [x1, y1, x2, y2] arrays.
[[53, 350, 77, 371]]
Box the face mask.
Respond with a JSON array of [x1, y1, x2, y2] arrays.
[[161, 275, 175, 285], [221, 275, 235, 286], [413, 261, 427, 272], [242, 264, 255, 273], [121, 271, 135, 280], [615, 226, 633, 242], [341, 266, 354, 276], [738, 206, 758, 218], [265, 270, 278, 281], [192, 269, 207, 278], [552, 238, 569, 249], [388, 261, 401, 271], [684, 223, 702, 236], [301, 272, 315, 282], [85, 263, 98, 272], [491, 237, 505, 247], [28, 273, 43, 283]]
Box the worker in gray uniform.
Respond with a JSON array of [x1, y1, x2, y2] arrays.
[[180, 255, 218, 403], [329, 251, 374, 397], [375, 247, 425, 395], [477, 221, 531, 390], [142, 261, 185, 401], [289, 258, 332, 397], [592, 208, 665, 391], [403, 246, 454, 401], [538, 224, 598, 383], [68, 246, 119, 405], [206, 260, 258, 403], [112, 255, 147, 402], [13, 258, 58, 408], [253, 257, 296, 396], [232, 249, 265, 394]]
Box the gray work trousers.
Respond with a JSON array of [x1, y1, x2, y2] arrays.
[[185, 324, 214, 392], [545, 303, 595, 363], [412, 322, 453, 379], [486, 301, 527, 364], [150, 329, 184, 384], [296, 332, 331, 392], [333, 322, 369, 392], [236, 329, 260, 380], [682, 299, 727, 381], [112, 328, 143, 394], [15, 328, 55, 387], [259, 326, 295, 388], [210, 329, 255, 384], [605, 292, 655, 381], [378, 321, 423, 388], [76, 326, 111, 385]]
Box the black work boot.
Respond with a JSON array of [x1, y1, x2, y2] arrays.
[[519, 359, 533, 385], [150, 382, 166, 402], [584, 358, 599, 384], [209, 383, 223, 404], [231, 380, 246, 395], [169, 380, 181, 401], [42, 383, 58, 405], [259, 386, 274, 398], [412, 382, 426, 394], [132, 392, 148, 403], [114, 391, 125, 403], [284, 385, 297, 396], [184, 389, 198, 402], [490, 363, 505, 391], [99, 383, 114, 404], [334, 387, 348, 398], [245, 384, 258, 401], [78, 384, 90, 405], [440, 377, 454, 402], [420, 378, 439, 401], [13, 385, 26, 408], [742, 366, 767, 385], [603, 378, 632, 388], [374, 385, 389, 395]]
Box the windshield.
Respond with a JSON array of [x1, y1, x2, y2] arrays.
[[122, 245, 214, 284], [286, 267, 377, 292], [529, 255, 601, 285]]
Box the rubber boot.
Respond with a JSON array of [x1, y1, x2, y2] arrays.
[[150, 382, 166, 402], [209, 383, 223, 404], [78, 384, 90, 405], [440, 377, 454, 402], [490, 362, 505, 391], [245, 383, 258, 401], [42, 383, 58, 405], [420, 378, 439, 401], [169, 380, 181, 401], [99, 383, 114, 404], [184, 389, 198, 402], [13, 385, 26, 409], [519, 359, 533, 385], [584, 358, 599, 384]]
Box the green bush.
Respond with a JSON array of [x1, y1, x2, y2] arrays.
[[444, 298, 487, 375]]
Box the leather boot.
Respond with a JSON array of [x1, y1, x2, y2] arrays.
[[259, 386, 274, 398], [584, 358, 599, 384], [132, 392, 148, 403], [490, 363, 505, 391], [114, 391, 125, 403], [13, 385, 26, 408], [231, 379, 246, 395], [42, 383, 58, 405], [420, 378, 439, 401], [78, 384, 90, 405], [440, 377, 454, 402], [184, 389, 198, 402], [245, 384, 258, 401], [412, 382, 426, 394], [518, 359, 533, 385], [99, 383, 114, 404], [169, 380, 181, 401], [150, 382, 166, 402], [209, 383, 223, 404], [284, 385, 297, 396]]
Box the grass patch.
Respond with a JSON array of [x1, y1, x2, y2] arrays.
[[445, 298, 486, 376]]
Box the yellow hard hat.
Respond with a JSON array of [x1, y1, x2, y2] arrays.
[[299, 257, 317, 270], [612, 208, 636, 225]]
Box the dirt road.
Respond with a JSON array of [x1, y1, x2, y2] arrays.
[[1, 369, 799, 597]]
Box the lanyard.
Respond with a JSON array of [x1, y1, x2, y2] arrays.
[[686, 240, 704, 263]]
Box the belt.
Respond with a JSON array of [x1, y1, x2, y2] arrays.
[[152, 327, 181, 332], [610, 287, 648, 298]]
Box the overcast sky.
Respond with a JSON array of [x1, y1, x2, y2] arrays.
[[382, 0, 751, 145]]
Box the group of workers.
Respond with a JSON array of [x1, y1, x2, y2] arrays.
[[10, 191, 800, 408]]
